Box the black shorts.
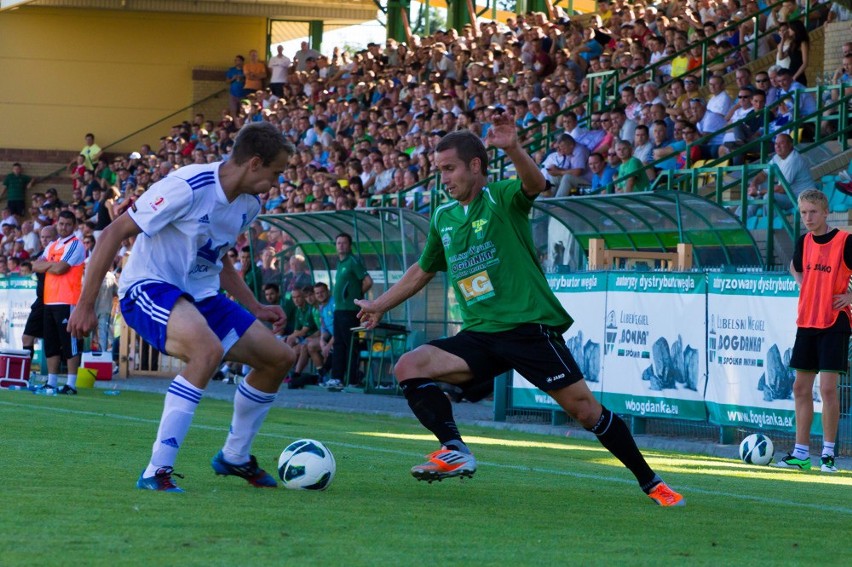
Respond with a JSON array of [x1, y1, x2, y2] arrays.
[[429, 323, 584, 400], [789, 330, 850, 374], [8, 200, 25, 217], [23, 298, 45, 338], [43, 304, 83, 361]]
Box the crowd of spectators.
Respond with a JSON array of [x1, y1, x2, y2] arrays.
[[4, 1, 852, 371]]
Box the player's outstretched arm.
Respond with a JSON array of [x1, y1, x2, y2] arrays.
[[355, 263, 435, 329], [68, 213, 141, 337], [485, 112, 547, 198]]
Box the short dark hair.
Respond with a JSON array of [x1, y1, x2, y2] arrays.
[[263, 283, 280, 293], [435, 130, 488, 175], [335, 232, 353, 245], [58, 210, 76, 223], [230, 121, 295, 167]]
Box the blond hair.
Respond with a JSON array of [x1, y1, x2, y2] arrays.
[[797, 188, 828, 211]]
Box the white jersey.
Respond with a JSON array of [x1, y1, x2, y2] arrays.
[[120, 162, 260, 301]]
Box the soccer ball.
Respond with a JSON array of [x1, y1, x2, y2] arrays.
[[739, 433, 774, 465], [277, 439, 336, 490]]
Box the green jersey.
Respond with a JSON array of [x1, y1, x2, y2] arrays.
[[419, 179, 573, 334], [3, 173, 30, 201], [617, 157, 649, 192], [293, 304, 319, 335], [334, 254, 368, 311]]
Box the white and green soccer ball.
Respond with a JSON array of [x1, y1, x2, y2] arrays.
[[739, 433, 774, 465], [277, 439, 336, 490]]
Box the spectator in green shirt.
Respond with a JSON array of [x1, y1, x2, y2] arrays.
[[2, 163, 35, 218], [614, 140, 650, 193]]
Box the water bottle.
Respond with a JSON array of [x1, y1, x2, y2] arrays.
[[27, 372, 39, 391], [34, 386, 56, 396], [8, 385, 26, 391]]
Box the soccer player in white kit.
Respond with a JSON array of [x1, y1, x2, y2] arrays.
[[68, 122, 296, 492]]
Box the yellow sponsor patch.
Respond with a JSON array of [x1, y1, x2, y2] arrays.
[[458, 270, 495, 303]]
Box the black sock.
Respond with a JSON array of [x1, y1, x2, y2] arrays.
[[401, 378, 468, 452], [587, 406, 658, 492]]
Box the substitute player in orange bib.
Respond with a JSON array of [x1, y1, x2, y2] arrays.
[[777, 189, 852, 473]]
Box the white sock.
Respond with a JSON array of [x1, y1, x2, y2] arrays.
[[144, 375, 203, 477], [66, 373, 77, 388], [822, 442, 835, 458], [221, 381, 277, 464], [47, 374, 58, 387], [792, 444, 810, 460]]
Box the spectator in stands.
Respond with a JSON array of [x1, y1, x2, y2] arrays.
[[294, 41, 321, 72], [226, 55, 246, 119], [706, 75, 733, 117], [280, 253, 312, 295], [77, 133, 102, 172], [243, 49, 267, 93], [776, 67, 817, 119], [2, 162, 34, 218], [614, 140, 650, 193], [786, 19, 810, 87], [632, 124, 654, 164], [828, 2, 852, 22], [746, 133, 816, 217], [267, 45, 292, 96], [20, 220, 39, 257], [586, 151, 616, 195], [541, 134, 591, 197], [688, 97, 726, 158], [719, 86, 758, 161], [675, 121, 704, 170]]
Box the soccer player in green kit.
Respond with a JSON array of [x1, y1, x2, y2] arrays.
[[355, 112, 685, 506]]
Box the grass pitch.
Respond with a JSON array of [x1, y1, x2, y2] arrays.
[[1, 388, 850, 566]]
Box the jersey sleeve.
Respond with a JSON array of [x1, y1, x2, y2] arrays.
[[128, 176, 194, 237], [418, 216, 448, 273], [353, 258, 368, 281], [491, 178, 534, 215], [61, 239, 86, 267]]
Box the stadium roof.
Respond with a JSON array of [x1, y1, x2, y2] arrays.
[[1, 0, 378, 24]]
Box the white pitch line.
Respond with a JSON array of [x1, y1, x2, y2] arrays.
[[3, 399, 851, 515]]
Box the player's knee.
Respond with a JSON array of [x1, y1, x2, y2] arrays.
[[820, 383, 838, 404], [188, 342, 224, 374], [792, 378, 812, 399], [394, 351, 426, 381], [275, 342, 297, 372]]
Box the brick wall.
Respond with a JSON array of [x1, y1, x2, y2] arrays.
[[192, 67, 230, 124], [823, 21, 852, 82]]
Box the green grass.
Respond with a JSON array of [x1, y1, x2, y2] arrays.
[[1, 389, 850, 566]]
